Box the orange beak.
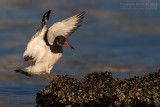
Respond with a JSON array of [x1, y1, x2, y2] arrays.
[[64, 42, 75, 50]]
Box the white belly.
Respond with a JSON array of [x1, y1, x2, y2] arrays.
[[30, 52, 62, 75], [47, 53, 62, 68]]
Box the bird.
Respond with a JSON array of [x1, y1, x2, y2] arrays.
[[15, 10, 85, 82]]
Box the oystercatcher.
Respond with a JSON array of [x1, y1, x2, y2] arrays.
[[15, 10, 85, 82]]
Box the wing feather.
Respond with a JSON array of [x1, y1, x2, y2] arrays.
[[23, 27, 47, 64], [47, 11, 85, 45]]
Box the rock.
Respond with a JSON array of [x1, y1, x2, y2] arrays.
[[36, 70, 160, 106]]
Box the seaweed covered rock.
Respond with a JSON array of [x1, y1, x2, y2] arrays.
[[36, 70, 160, 107]]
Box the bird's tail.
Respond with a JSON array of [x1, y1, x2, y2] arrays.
[[15, 67, 32, 77]]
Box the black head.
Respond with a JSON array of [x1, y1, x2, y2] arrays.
[[50, 35, 75, 53], [54, 36, 66, 46], [53, 36, 75, 50]]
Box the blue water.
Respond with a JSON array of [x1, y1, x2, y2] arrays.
[[0, 0, 160, 106]]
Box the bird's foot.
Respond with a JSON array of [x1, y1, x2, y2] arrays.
[[46, 74, 55, 82]]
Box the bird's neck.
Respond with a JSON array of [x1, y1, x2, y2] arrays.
[[50, 44, 63, 53]]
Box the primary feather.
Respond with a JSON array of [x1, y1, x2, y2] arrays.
[[47, 11, 85, 45]]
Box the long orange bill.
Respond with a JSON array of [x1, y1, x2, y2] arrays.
[[64, 42, 75, 50]]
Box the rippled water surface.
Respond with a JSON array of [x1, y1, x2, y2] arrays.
[[0, 0, 160, 106]]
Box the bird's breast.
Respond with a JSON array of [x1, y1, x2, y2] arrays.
[[48, 53, 62, 65]]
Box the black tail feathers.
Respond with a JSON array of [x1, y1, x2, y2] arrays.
[[15, 69, 32, 77]]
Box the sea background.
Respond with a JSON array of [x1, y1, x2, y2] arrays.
[[0, 0, 160, 106]]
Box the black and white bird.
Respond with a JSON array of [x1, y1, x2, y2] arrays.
[[15, 10, 85, 82]]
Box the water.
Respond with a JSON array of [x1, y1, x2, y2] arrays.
[[0, 0, 160, 106]]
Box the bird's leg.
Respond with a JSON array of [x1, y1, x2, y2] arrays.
[[46, 74, 50, 82], [46, 73, 55, 82], [48, 74, 55, 79], [46, 65, 55, 82]]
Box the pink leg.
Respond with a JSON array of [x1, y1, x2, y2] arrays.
[[48, 74, 55, 79], [46, 75, 50, 82], [46, 74, 55, 82]]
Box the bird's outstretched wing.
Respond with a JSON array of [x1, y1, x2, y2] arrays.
[[23, 28, 48, 64], [23, 10, 51, 64], [46, 11, 85, 45]]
